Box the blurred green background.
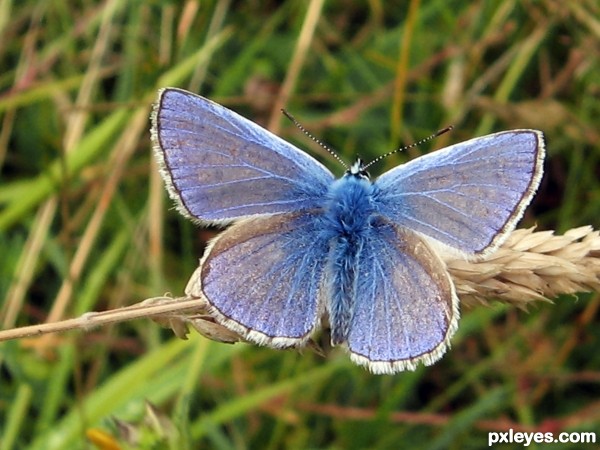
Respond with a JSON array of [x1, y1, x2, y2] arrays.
[[1, 1, 600, 449]]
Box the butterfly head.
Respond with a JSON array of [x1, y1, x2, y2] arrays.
[[346, 159, 370, 180]]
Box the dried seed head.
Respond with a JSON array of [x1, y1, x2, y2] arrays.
[[447, 226, 600, 307]]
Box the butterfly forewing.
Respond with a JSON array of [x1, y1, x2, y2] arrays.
[[374, 130, 544, 255], [152, 88, 334, 225]]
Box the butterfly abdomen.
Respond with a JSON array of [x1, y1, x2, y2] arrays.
[[322, 175, 377, 345]]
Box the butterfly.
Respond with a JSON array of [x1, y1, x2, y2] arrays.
[[151, 88, 545, 374]]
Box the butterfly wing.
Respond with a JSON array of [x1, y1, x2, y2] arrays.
[[185, 211, 328, 346], [374, 130, 544, 255], [345, 220, 458, 374], [152, 88, 334, 224]]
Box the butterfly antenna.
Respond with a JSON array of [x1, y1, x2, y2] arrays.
[[281, 109, 348, 169], [362, 125, 454, 171]]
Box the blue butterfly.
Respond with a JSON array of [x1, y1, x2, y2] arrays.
[[151, 88, 545, 374]]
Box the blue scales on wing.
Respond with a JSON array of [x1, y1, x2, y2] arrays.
[[374, 130, 545, 256], [185, 212, 329, 347], [152, 88, 334, 224], [344, 220, 458, 374]]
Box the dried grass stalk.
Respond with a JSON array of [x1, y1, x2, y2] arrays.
[[1, 226, 599, 343], [447, 226, 600, 307], [164, 225, 600, 340]]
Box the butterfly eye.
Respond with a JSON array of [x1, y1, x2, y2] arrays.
[[346, 159, 370, 180]]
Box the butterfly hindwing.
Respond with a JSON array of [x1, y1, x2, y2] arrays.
[[344, 220, 459, 374], [374, 130, 544, 255], [152, 88, 334, 225], [185, 211, 328, 347]]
